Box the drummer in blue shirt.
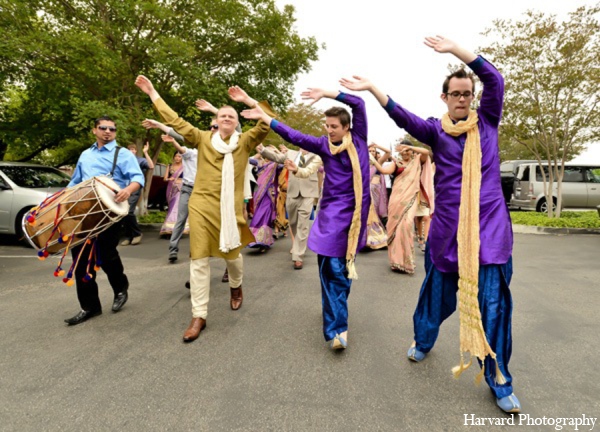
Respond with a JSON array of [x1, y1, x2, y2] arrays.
[[65, 115, 145, 326]]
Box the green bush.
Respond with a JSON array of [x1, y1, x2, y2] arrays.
[[138, 211, 166, 224], [510, 211, 600, 229]]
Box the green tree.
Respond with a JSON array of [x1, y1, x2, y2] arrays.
[[262, 102, 325, 150], [481, 4, 600, 217], [0, 0, 320, 165]]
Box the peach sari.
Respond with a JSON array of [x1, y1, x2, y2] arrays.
[[386, 157, 434, 273]]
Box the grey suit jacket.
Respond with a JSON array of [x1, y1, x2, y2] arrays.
[[260, 148, 321, 199]]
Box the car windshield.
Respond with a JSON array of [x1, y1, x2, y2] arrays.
[[0, 166, 71, 188]]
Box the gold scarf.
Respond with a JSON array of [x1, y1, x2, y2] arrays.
[[328, 132, 363, 279], [441, 110, 506, 386]]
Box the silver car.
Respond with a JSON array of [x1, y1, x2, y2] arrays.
[[0, 162, 71, 239], [511, 162, 600, 212]]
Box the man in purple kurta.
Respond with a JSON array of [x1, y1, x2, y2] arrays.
[[342, 36, 520, 413], [242, 88, 370, 350]]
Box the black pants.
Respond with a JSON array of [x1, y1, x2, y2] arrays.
[[122, 190, 142, 240], [70, 223, 129, 312]]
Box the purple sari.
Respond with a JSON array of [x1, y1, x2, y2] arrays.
[[248, 161, 280, 248], [160, 165, 189, 236]]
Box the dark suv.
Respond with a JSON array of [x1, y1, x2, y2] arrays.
[[147, 163, 168, 210], [500, 160, 536, 205]]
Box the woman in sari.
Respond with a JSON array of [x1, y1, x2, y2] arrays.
[[247, 152, 281, 252], [363, 145, 390, 250], [160, 152, 189, 237], [372, 142, 433, 273], [273, 147, 289, 238]]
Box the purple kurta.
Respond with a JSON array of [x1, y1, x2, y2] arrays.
[[270, 93, 371, 258], [384, 56, 512, 273]]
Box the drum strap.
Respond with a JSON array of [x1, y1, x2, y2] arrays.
[[110, 146, 122, 178]]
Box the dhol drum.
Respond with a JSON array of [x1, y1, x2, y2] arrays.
[[23, 176, 128, 254]]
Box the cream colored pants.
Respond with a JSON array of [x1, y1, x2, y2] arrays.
[[287, 196, 314, 262], [190, 254, 243, 318]]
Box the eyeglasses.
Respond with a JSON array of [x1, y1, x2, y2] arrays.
[[97, 125, 117, 132], [446, 91, 474, 100], [210, 125, 219, 130]]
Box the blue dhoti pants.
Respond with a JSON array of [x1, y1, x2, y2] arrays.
[[318, 255, 352, 341], [413, 244, 514, 398]]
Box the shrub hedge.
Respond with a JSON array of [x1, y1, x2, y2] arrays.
[[510, 211, 600, 229]]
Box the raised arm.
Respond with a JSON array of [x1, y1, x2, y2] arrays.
[[423, 35, 477, 64], [142, 142, 155, 170], [161, 134, 187, 154], [259, 145, 286, 164], [135, 75, 203, 145], [401, 143, 430, 164], [241, 104, 324, 155], [341, 76, 436, 145], [289, 155, 323, 179], [370, 143, 392, 165], [228, 86, 275, 149], [424, 36, 503, 124], [370, 154, 396, 175], [195, 99, 218, 115]]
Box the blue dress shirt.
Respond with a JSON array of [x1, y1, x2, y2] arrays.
[[68, 140, 145, 189]]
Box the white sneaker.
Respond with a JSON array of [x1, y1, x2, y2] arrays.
[[131, 235, 143, 245]]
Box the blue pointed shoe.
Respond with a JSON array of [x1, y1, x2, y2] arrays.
[[496, 393, 521, 413], [407, 342, 426, 362]]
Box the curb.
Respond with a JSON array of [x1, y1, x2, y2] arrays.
[[139, 223, 163, 232], [512, 224, 600, 235]]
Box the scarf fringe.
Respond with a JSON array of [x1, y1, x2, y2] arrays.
[[346, 256, 358, 280], [452, 355, 507, 386]]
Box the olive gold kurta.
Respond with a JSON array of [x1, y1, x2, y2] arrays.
[[153, 98, 275, 260]]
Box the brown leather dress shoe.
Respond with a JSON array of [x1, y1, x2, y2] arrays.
[[221, 268, 229, 283], [293, 261, 303, 270], [183, 317, 206, 343], [230, 286, 243, 310]]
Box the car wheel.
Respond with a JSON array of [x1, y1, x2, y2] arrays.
[[15, 207, 34, 247], [536, 197, 557, 213]]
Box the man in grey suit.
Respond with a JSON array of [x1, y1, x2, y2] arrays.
[[258, 144, 322, 269]]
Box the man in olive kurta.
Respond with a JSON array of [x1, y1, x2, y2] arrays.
[[135, 76, 275, 342]]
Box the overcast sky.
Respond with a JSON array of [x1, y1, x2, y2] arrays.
[[274, 0, 600, 161]]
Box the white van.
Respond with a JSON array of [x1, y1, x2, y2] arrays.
[[510, 162, 600, 212]]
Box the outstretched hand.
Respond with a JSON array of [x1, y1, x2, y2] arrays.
[[135, 75, 155, 95], [397, 144, 411, 153], [284, 159, 298, 173], [161, 134, 176, 144], [241, 104, 266, 121], [339, 76, 372, 92], [143, 142, 150, 153], [195, 99, 216, 113], [300, 88, 325, 106], [228, 86, 250, 103], [141, 119, 160, 129], [423, 35, 456, 53]]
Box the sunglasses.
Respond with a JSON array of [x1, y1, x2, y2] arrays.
[[97, 125, 117, 132], [210, 125, 219, 130]]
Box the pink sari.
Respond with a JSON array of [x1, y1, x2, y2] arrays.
[[386, 157, 434, 273], [363, 165, 388, 250]]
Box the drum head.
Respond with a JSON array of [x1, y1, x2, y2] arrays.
[[94, 176, 129, 216]]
